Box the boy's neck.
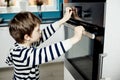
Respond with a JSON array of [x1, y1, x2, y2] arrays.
[[19, 42, 32, 48]]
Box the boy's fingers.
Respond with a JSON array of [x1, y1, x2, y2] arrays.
[[77, 26, 85, 31], [66, 7, 72, 12]]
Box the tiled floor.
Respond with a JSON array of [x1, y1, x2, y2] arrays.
[[0, 62, 64, 80]]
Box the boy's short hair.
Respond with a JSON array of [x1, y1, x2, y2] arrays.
[[9, 12, 41, 43]]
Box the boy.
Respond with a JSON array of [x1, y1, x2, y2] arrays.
[[5, 7, 84, 80]]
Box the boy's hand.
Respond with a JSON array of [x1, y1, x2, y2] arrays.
[[70, 26, 85, 45], [74, 26, 85, 40], [55, 7, 72, 26], [72, 7, 82, 20], [62, 7, 73, 22]]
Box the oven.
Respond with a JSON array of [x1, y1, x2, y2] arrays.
[[63, 2, 106, 80]]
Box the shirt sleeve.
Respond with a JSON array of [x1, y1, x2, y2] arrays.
[[7, 39, 72, 67], [5, 53, 13, 66], [40, 21, 62, 42], [30, 39, 73, 66], [32, 21, 63, 47]]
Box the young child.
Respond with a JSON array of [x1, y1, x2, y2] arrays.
[[5, 7, 84, 80]]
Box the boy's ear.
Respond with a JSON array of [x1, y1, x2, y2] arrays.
[[24, 34, 31, 41]]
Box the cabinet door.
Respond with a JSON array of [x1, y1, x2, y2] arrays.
[[0, 27, 15, 68]]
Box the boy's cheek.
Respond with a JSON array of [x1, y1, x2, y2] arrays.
[[38, 34, 42, 40]]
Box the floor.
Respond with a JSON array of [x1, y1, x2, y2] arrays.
[[0, 62, 64, 80]]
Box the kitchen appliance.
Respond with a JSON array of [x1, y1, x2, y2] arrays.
[[63, 2, 105, 80]]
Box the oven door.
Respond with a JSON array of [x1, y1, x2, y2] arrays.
[[63, 2, 105, 80]]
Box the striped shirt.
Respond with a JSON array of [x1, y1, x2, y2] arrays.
[[6, 22, 73, 80]]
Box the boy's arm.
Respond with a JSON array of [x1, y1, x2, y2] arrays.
[[33, 7, 73, 46], [30, 39, 73, 65], [6, 39, 72, 67], [40, 7, 72, 43], [5, 53, 13, 66], [6, 26, 84, 67], [40, 21, 63, 43], [32, 21, 63, 47], [30, 26, 84, 66]]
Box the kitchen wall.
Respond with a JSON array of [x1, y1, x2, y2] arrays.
[[102, 0, 120, 80]]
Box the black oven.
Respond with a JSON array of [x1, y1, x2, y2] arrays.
[[63, 2, 106, 80]]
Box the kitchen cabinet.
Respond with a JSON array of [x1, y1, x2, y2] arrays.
[[0, 27, 15, 68], [0, 23, 65, 68], [64, 66, 75, 80]]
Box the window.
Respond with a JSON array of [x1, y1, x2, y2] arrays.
[[0, 0, 59, 13], [27, 0, 59, 11]]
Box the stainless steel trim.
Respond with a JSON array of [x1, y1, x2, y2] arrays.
[[98, 53, 107, 80]]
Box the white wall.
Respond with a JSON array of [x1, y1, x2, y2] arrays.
[[102, 0, 120, 80]]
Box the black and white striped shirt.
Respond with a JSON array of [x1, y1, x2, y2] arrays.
[[6, 22, 73, 80]]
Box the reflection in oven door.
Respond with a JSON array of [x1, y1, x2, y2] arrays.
[[63, 2, 105, 80]]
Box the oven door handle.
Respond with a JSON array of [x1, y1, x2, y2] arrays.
[[98, 53, 107, 80], [64, 23, 95, 39]]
